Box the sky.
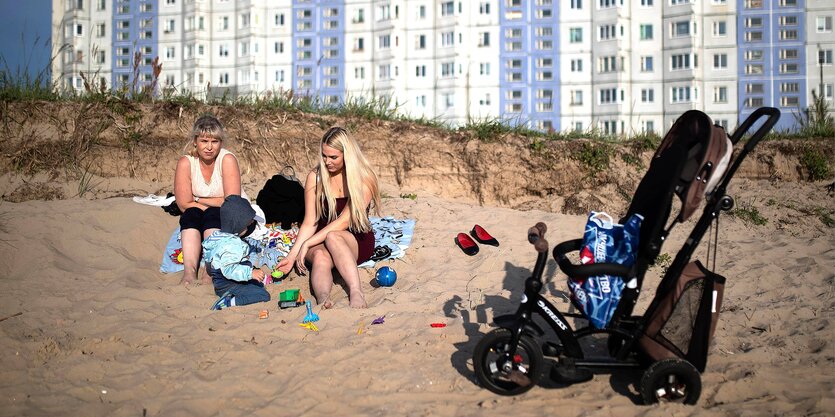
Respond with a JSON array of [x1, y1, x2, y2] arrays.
[[0, 0, 54, 83]]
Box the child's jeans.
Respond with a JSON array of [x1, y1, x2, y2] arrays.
[[208, 262, 270, 306]]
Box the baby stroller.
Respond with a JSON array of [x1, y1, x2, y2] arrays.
[[472, 107, 781, 404]]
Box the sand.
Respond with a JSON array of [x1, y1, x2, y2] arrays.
[[0, 176, 832, 417]]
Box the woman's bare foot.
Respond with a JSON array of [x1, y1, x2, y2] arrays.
[[349, 289, 367, 309], [322, 299, 334, 309]]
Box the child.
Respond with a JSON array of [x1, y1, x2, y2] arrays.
[[204, 195, 269, 310]]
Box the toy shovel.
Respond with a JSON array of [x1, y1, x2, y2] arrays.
[[302, 300, 319, 323]]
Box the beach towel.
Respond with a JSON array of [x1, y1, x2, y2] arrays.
[[160, 216, 416, 273]]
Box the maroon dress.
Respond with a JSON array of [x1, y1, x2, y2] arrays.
[[316, 197, 375, 264]]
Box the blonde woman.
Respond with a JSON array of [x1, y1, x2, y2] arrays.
[[276, 127, 381, 308], [174, 115, 247, 286]]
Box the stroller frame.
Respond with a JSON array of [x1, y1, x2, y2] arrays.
[[473, 108, 781, 404]]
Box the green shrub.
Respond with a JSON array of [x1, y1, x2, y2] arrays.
[[799, 147, 833, 181]]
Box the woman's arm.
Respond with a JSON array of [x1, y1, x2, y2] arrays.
[[275, 170, 321, 273], [195, 153, 244, 208], [174, 156, 207, 211]]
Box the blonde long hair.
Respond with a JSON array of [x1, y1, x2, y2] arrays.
[[184, 115, 226, 157], [316, 127, 381, 233]]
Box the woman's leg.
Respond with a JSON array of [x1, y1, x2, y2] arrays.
[[180, 228, 202, 286], [324, 231, 367, 308], [306, 244, 336, 308]]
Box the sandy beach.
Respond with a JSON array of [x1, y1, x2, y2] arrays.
[[0, 172, 832, 416]]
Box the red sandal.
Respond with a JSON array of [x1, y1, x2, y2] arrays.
[[470, 225, 499, 246], [455, 233, 479, 256]]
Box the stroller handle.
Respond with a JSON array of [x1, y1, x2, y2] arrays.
[[553, 239, 633, 280], [527, 222, 548, 253]]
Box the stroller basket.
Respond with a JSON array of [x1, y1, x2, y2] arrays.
[[639, 261, 725, 372]]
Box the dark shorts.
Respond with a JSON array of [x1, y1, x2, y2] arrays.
[[179, 207, 221, 234]]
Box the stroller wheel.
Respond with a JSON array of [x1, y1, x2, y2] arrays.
[[640, 358, 702, 405], [473, 328, 543, 396]]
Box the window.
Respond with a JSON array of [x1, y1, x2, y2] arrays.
[[820, 50, 834, 65], [441, 1, 454, 16], [641, 88, 654, 103], [671, 86, 696, 103], [779, 30, 798, 40], [166, 0, 175, 5], [537, 58, 553, 68], [219, 45, 229, 57], [415, 95, 426, 107], [97, 0, 105, 10], [713, 54, 728, 69], [746, 83, 764, 94], [140, 2, 151, 12], [507, 90, 522, 100], [745, 31, 763, 42], [641, 0, 653, 5], [416, 35, 426, 49], [574, 122, 584, 132], [75, 24, 83, 37], [95, 50, 105, 64], [275, 13, 285, 26], [536, 89, 553, 99], [479, 62, 490, 75], [569, 28, 583, 43], [354, 67, 365, 79], [479, 32, 490, 47], [599, 24, 616, 40], [673, 21, 691, 37], [671, 0, 693, 4], [536, 40, 553, 50], [536, 70, 553, 81], [535, 8, 552, 18], [599, 88, 618, 104], [480, 2, 491, 14], [536, 27, 553, 37], [218, 73, 229, 85], [713, 21, 727, 36], [379, 34, 391, 49], [95, 23, 106, 37], [240, 13, 250, 28], [571, 90, 583, 105], [570, 59, 583, 72], [507, 59, 522, 69], [506, 41, 522, 51], [377, 64, 391, 80], [536, 102, 553, 112], [824, 84, 833, 100], [744, 0, 762, 7], [507, 71, 522, 82], [780, 49, 798, 59], [571, 0, 582, 8], [817, 16, 833, 33], [441, 62, 454, 77], [353, 38, 364, 51], [417, 5, 426, 18], [599, 0, 617, 8], [779, 0, 796, 6], [598, 56, 617, 72], [602, 120, 618, 135], [441, 31, 454, 47], [221, 16, 229, 30], [779, 63, 798, 74], [745, 64, 764, 74], [165, 46, 175, 60], [745, 50, 764, 61], [165, 19, 175, 33], [639, 24, 653, 40], [274, 42, 284, 53], [713, 86, 728, 103], [671, 54, 695, 70], [780, 96, 799, 107], [779, 15, 798, 26], [444, 93, 454, 109], [643, 120, 655, 134], [780, 82, 799, 93], [641, 56, 654, 72], [745, 17, 763, 27]]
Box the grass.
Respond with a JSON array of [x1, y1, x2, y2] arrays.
[[799, 147, 833, 181], [729, 201, 768, 226]]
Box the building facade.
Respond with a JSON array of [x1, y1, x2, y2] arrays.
[[52, 0, 834, 133]]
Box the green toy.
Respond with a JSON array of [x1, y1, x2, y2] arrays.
[[278, 289, 303, 309]]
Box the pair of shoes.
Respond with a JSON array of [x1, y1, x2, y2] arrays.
[[209, 290, 234, 310], [455, 225, 499, 256]]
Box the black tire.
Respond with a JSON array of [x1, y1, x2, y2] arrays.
[[473, 328, 544, 396], [640, 358, 702, 405]]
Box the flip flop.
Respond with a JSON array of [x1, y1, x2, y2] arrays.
[[470, 225, 499, 246], [455, 233, 479, 256]]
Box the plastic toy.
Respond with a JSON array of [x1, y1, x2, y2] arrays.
[[265, 269, 284, 285], [278, 289, 304, 309], [371, 315, 385, 325], [302, 300, 319, 323], [299, 322, 319, 332], [375, 266, 397, 287]]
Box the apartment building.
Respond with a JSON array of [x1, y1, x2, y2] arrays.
[[52, 0, 834, 133]]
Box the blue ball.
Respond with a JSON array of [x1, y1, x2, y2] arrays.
[[375, 266, 397, 287]]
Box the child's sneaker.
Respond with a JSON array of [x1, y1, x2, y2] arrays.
[[210, 290, 234, 310]]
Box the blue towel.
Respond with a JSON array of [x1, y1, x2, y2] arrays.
[[160, 216, 416, 273]]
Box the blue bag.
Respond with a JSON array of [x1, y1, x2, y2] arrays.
[[568, 212, 642, 329]]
